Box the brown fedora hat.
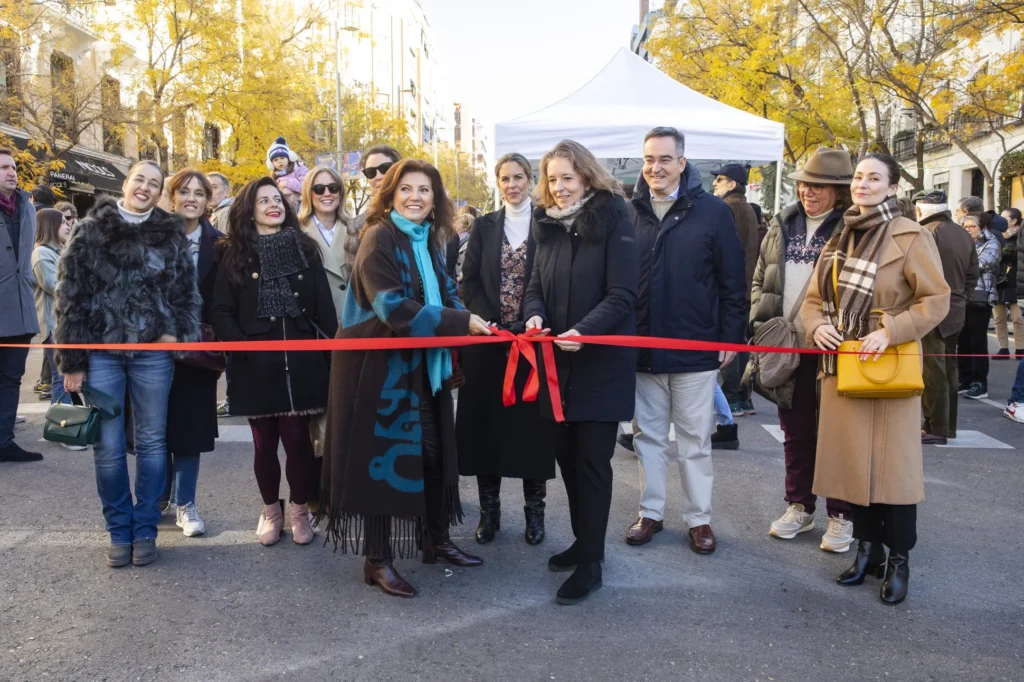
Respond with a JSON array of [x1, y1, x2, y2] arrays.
[[788, 147, 854, 185]]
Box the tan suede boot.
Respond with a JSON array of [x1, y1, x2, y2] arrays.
[[290, 502, 314, 545], [256, 500, 284, 546]]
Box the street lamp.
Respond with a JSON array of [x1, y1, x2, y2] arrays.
[[335, 1, 358, 172]]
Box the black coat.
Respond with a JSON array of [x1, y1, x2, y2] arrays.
[[167, 219, 224, 455], [998, 232, 1018, 303], [210, 232, 339, 418], [632, 166, 747, 374], [523, 191, 638, 423], [456, 208, 553, 479]]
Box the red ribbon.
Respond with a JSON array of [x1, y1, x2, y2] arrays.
[[493, 328, 566, 422]]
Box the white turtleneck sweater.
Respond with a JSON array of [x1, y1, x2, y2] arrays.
[[117, 200, 154, 224], [503, 199, 531, 249]]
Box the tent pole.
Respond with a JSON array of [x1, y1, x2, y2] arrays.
[[773, 159, 783, 215]]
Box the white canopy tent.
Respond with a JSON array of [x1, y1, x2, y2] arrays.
[[494, 48, 787, 210]]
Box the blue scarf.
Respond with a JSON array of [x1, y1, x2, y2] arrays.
[[390, 210, 451, 394]]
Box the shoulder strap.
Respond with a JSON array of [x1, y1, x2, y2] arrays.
[[788, 271, 815, 323]]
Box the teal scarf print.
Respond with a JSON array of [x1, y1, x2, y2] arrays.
[[389, 209, 452, 394]]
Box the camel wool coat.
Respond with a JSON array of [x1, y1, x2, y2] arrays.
[[800, 216, 950, 507]]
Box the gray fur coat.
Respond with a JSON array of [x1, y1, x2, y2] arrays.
[[55, 197, 202, 374]]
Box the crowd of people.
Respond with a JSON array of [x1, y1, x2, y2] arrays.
[[0, 126, 1022, 607]]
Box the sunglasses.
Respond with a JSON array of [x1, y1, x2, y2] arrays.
[[312, 183, 341, 196], [361, 162, 394, 180]]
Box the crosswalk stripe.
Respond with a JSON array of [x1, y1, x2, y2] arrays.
[[762, 425, 1013, 449]]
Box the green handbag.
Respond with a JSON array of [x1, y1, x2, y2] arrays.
[[43, 383, 122, 447]]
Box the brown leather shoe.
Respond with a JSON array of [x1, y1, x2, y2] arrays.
[[625, 517, 663, 545], [363, 559, 416, 598], [921, 432, 948, 445], [688, 525, 716, 554]]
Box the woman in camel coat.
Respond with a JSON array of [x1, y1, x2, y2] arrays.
[[801, 154, 949, 606]]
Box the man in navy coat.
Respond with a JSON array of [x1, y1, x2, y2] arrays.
[[624, 128, 747, 554]]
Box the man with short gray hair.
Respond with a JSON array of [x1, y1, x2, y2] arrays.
[[915, 189, 979, 443], [207, 172, 233, 233]]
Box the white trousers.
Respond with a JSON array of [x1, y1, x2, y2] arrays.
[[634, 371, 716, 528]]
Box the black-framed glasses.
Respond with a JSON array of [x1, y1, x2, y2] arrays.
[[312, 183, 341, 196], [362, 162, 394, 180]]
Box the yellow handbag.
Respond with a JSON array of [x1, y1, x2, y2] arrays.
[[832, 251, 924, 399]]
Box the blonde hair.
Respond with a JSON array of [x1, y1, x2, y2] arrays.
[[298, 165, 351, 227], [534, 139, 623, 209], [454, 213, 474, 235]]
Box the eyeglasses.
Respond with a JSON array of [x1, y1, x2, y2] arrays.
[[312, 183, 341, 196], [797, 182, 829, 195], [361, 162, 394, 180]]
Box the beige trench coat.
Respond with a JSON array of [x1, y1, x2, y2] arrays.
[[800, 216, 950, 506]]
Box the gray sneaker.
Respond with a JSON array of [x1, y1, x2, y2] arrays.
[[132, 538, 158, 566], [106, 544, 132, 568]]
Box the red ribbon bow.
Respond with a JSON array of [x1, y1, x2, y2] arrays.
[[494, 328, 565, 423]]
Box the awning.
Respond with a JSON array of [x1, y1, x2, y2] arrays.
[[62, 153, 126, 194]]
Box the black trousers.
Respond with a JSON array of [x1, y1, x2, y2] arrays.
[[546, 420, 618, 562], [0, 335, 31, 449], [958, 304, 992, 388], [851, 503, 917, 554]]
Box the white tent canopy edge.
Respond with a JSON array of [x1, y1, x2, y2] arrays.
[[493, 48, 787, 211]]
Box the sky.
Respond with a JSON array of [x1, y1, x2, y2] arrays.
[[418, 0, 639, 128]]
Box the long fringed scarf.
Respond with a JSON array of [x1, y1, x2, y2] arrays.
[[390, 210, 451, 394], [253, 227, 308, 318], [819, 195, 900, 375]]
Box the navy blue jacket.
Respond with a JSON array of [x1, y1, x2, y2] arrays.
[[632, 165, 747, 374], [523, 190, 637, 423]]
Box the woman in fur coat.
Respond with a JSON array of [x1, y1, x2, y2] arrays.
[[56, 160, 202, 569], [318, 159, 493, 598], [210, 177, 338, 548]]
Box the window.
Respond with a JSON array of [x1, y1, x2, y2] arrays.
[[171, 111, 187, 170], [0, 39, 16, 125], [50, 52, 75, 138], [203, 123, 220, 161], [101, 77, 123, 156]]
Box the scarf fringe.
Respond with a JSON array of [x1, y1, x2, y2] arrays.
[[315, 483, 464, 559]]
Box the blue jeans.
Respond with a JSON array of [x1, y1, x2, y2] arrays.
[[43, 336, 69, 405], [1011, 358, 1024, 404], [160, 452, 201, 507], [713, 382, 734, 426], [88, 351, 174, 545]]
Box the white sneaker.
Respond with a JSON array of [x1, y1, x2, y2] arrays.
[[60, 443, 88, 451], [1004, 402, 1024, 424], [820, 514, 854, 553], [176, 502, 206, 537], [769, 503, 814, 539]]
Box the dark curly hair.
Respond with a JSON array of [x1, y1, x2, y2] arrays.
[[220, 176, 320, 287]]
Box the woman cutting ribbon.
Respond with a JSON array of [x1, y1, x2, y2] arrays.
[[318, 159, 492, 598]]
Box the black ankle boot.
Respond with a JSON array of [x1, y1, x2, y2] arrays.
[[837, 540, 887, 586], [523, 480, 546, 546], [475, 476, 501, 544], [556, 560, 603, 605], [880, 552, 909, 604]]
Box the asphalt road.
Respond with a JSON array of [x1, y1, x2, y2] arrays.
[[1, 347, 1021, 682]]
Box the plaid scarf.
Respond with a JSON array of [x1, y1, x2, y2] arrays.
[[819, 195, 900, 375]]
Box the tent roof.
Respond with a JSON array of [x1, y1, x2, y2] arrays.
[[494, 48, 785, 163]]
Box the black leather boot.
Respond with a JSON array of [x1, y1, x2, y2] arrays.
[[836, 540, 887, 586], [556, 560, 603, 605], [880, 552, 909, 604], [475, 475, 501, 544], [523, 479, 546, 546]]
